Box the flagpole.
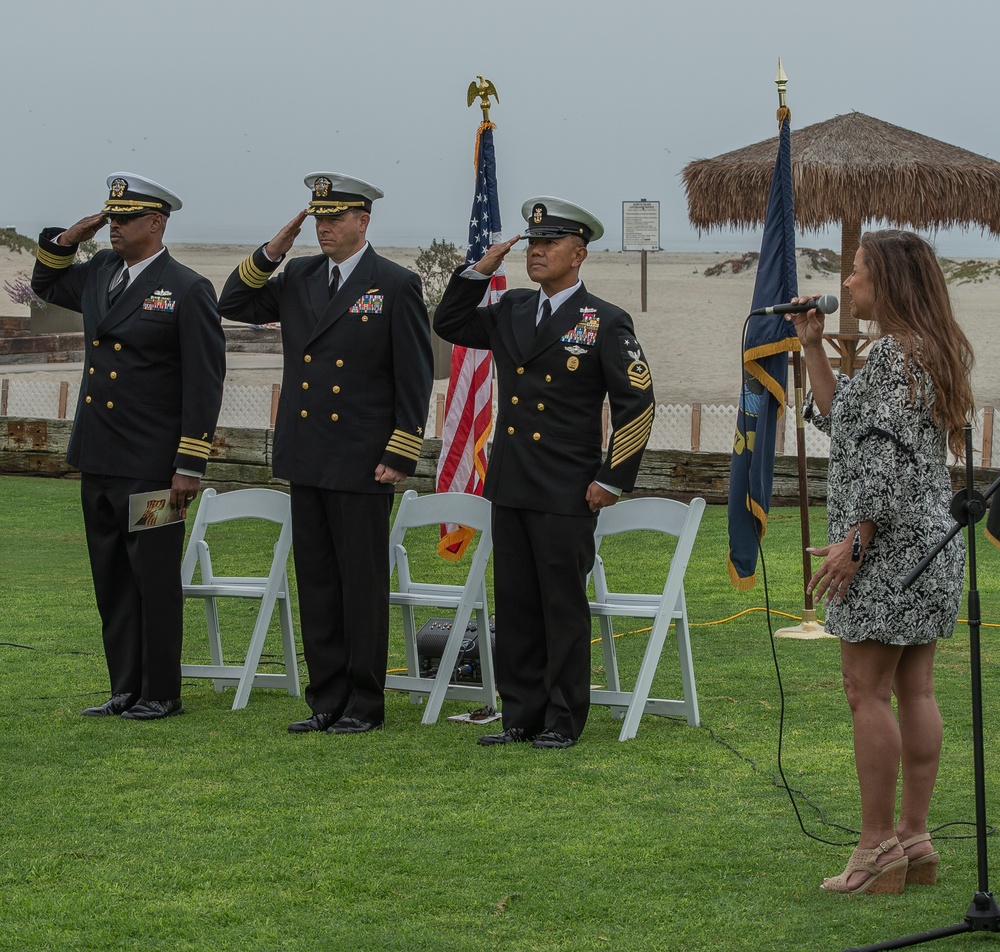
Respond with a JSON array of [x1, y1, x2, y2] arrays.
[[435, 76, 502, 560], [772, 60, 830, 640]]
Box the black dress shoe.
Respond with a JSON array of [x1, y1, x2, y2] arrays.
[[329, 716, 383, 734], [477, 726, 536, 746], [81, 693, 139, 717], [532, 729, 577, 749], [288, 712, 339, 733], [120, 698, 183, 720]]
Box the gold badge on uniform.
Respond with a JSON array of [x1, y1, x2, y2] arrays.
[[567, 356, 579, 371], [533, 204, 544, 224], [314, 177, 331, 197], [627, 358, 652, 391], [110, 178, 127, 198]]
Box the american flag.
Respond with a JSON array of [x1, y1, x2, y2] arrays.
[[435, 121, 504, 560]]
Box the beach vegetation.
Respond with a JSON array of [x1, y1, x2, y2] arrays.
[[704, 251, 759, 276], [4, 271, 46, 309], [704, 247, 841, 279], [1, 226, 37, 254], [939, 257, 1000, 285], [0, 226, 98, 261], [414, 238, 465, 309]]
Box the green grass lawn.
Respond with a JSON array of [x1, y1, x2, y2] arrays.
[[1, 474, 999, 951]]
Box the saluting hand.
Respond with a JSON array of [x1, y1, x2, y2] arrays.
[[265, 210, 308, 261], [58, 213, 108, 247], [473, 235, 522, 276]]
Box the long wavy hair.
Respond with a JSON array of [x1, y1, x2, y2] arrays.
[[858, 230, 975, 458]]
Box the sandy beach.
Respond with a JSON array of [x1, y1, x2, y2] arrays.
[[3, 241, 998, 408]]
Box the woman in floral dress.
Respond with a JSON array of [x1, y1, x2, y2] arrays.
[[793, 230, 974, 895]]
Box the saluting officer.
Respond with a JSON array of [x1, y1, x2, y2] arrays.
[[218, 173, 433, 735], [31, 172, 226, 720], [434, 197, 655, 748]]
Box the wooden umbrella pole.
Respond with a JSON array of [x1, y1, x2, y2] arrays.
[[837, 216, 862, 375], [776, 350, 830, 638]]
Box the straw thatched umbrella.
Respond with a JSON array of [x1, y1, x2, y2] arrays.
[[683, 111, 1000, 371]]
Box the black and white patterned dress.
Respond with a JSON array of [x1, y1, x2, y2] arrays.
[[805, 335, 964, 645]]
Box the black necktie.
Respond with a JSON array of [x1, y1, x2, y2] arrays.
[[109, 268, 129, 305], [329, 265, 341, 299], [536, 298, 552, 335]]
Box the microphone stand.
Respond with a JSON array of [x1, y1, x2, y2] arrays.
[[848, 424, 1000, 951]]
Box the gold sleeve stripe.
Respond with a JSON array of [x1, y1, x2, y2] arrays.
[[178, 437, 213, 460], [610, 404, 654, 469], [611, 414, 654, 463], [36, 246, 76, 269], [386, 430, 423, 460], [238, 254, 272, 289]]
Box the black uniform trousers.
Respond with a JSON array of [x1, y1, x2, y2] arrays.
[[290, 485, 392, 724], [491, 504, 598, 741], [81, 472, 186, 700]]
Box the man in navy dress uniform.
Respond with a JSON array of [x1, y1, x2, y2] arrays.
[[434, 197, 655, 747], [218, 173, 433, 735], [32, 173, 226, 720]]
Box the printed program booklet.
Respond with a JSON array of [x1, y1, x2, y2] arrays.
[[128, 489, 186, 531]]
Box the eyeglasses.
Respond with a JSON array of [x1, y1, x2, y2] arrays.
[[107, 213, 156, 225]]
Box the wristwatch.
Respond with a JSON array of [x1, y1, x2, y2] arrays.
[[851, 525, 862, 562]]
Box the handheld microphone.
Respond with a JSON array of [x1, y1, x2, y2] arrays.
[[750, 294, 839, 316]]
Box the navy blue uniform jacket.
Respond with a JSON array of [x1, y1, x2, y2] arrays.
[[32, 228, 226, 480], [218, 244, 433, 493], [434, 269, 655, 517]]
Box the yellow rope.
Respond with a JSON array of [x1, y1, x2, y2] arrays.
[[385, 607, 999, 665], [589, 608, 999, 645]]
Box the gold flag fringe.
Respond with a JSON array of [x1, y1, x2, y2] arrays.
[[474, 121, 496, 169], [727, 556, 757, 591], [743, 337, 801, 414]]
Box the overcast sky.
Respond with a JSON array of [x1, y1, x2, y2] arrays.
[[5, 0, 999, 256]]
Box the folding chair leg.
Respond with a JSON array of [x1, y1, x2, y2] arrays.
[[401, 608, 423, 705], [474, 608, 497, 708], [674, 611, 700, 727], [231, 595, 279, 710], [204, 598, 226, 693], [618, 616, 672, 741], [277, 587, 300, 698], [421, 601, 476, 724], [600, 616, 622, 693]]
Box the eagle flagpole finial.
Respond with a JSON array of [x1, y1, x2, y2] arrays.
[[467, 75, 499, 123]]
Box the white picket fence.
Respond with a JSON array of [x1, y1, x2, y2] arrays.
[[1, 377, 991, 467]]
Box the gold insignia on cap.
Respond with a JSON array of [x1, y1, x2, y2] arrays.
[[110, 178, 127, 198], [314, 177, 331, 198], [533, 204, 544, 224]]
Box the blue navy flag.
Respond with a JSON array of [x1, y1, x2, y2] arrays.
[[727, 113, 801, 589]]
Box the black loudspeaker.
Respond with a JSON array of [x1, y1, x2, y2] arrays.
[[415, 617, 496, 684]]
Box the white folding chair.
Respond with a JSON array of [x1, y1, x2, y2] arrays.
[[385, 489, 496, 724], [180, 487, 299, 709], [589, 496, 706, 740]]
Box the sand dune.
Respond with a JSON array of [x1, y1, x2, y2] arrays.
[[3, 241, 998, 408]]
